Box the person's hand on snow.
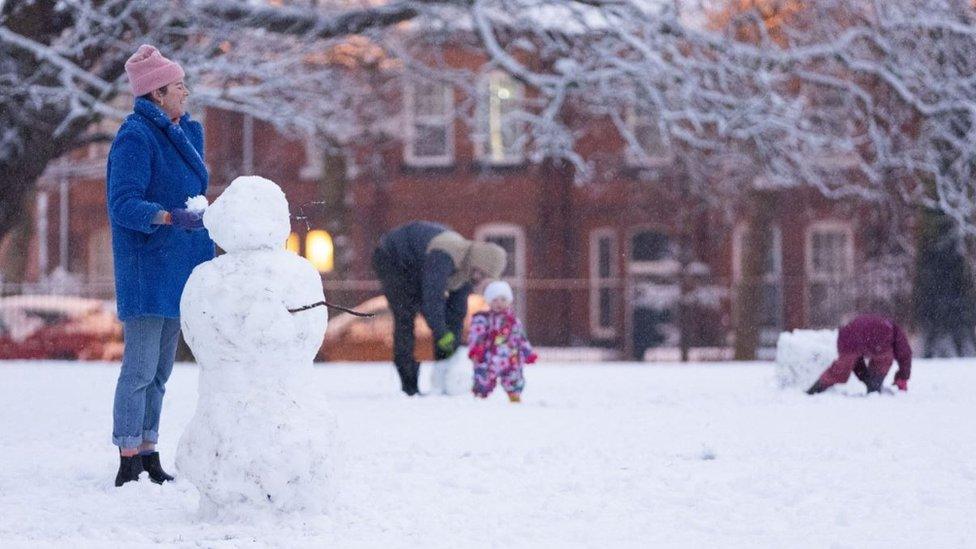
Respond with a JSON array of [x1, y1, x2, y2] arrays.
[[169, 208, 205, 230], [524, 353, 538, 364], [435, 332, 457, 360], [894, 378, 908, 391]]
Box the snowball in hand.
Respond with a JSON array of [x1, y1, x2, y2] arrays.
[[177, 175, 335, 519], [185, 195, 209, 214]]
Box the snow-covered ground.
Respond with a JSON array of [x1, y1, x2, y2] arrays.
[[1, 359, 974, 548]]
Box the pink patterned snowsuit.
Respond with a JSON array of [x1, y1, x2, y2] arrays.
[[467, 309, 536, 397]]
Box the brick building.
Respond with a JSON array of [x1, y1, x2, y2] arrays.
[[7, 65, 912, 360]]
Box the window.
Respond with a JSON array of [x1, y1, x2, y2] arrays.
[[590, 229, 618, 338], [631, 230, 670, 262], [804, 84, 851, 139], [209, 108, 253, 190], [733, 224, 783, 343], [628, 229, 678, 276], [306, 230, 334, 273], [475, 72, 525, 165], [806, 222, 854, 327], [475, 224, 526, 317], [626, 100, 670, 166], [404, 80, 454, 166], [286, 233, 300, 254], [801, 83, 859, 167], [300, 140, 325, 180]]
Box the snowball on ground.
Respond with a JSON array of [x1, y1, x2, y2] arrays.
[[429, 346, 473, 396], [774, 329, 838, 389]]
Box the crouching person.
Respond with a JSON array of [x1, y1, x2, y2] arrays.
[[807, 314, 912, 395]]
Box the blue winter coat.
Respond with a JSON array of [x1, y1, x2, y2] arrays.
[[106, 98, 215, 320]]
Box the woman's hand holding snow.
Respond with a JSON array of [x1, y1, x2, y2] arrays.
[[170, 208, 204, 230]]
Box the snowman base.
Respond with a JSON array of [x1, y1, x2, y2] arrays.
[[428, 346, 473, 396]]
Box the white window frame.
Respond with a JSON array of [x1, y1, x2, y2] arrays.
[[805, 220, 855, 327], [589, 228, 618, 339], [624, 100, 672, 168], [300, 139, 325, 180], [474, 223, 526, 318], [403, 80, 455, 167], [474, 71, 525, 166], [732, 223, 783, 340]]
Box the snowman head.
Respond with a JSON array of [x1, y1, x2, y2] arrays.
[[204, 176, 291, 253]]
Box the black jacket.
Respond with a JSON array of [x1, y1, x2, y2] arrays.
[[378, 221, 470, 338]]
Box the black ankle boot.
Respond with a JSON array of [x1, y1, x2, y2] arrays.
[[141, 451, 175, 484], [115, 455, 143, 487]]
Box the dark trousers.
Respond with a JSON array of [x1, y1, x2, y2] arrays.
[[372, 246, 422, 394]]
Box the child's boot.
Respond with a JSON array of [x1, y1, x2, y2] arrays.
[[507, 392, 521, 403]]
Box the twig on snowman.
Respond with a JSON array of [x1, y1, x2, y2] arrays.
[[288, 300, 375, 317], [291, 200, 328, 231]]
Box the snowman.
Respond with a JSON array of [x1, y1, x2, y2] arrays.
[[176, 175, 335, 518]]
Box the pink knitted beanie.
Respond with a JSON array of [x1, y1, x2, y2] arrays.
[[124, 44, 185, 97]]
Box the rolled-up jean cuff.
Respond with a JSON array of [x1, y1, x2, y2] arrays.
[[142, 430, 159, 444], [113, 435, 143, 449]]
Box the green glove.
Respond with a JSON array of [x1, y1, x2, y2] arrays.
[[436, 332, 457, 355]]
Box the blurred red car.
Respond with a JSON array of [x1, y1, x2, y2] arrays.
[[0, 295, 124, 361]]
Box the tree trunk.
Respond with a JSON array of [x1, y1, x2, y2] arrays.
[[734, 190, 776, 360]]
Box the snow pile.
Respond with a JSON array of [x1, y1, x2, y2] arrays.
[[429, 345, 473, 396], [185, 194, 209, 214], [774, 329, 838, 389], [176, 175, 335, 520]]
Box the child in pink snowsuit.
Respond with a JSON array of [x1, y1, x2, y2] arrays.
[[467, 280, 537, 402]]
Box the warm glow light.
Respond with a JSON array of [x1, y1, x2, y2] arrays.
[[285, 233, 300, 253], [497, 87, 511, 100], [305, 230, 334, 273]]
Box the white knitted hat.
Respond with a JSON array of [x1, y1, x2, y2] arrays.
[[483, 280, 514, 304]]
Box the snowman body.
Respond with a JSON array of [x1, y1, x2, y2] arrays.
[[176, 176, 333, 518]]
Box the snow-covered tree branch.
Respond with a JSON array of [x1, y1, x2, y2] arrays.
[[6, 0, 976, 274]]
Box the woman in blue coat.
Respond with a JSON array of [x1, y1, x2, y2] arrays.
[[107, 45, 214, 487]]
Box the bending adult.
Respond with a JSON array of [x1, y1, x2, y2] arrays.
[[107, 45, 215, 486], [372, 221, 507, 396], [806, 314, 912, 395]]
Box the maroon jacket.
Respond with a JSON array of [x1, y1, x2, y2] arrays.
[[837, 314, 912, 381]]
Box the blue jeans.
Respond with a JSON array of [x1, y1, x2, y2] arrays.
[[112, 316, 181, 448]]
